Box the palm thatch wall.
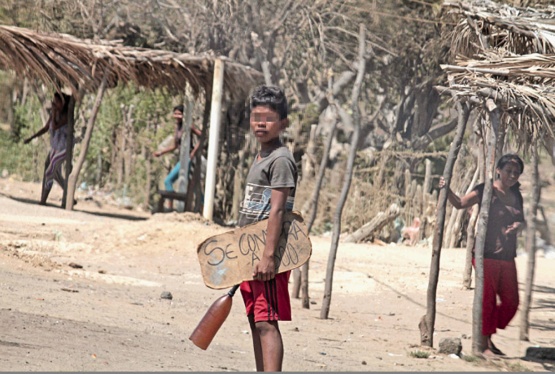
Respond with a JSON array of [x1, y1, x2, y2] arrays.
[[439, 0, 555, 150], [0, 25, 263, 99]]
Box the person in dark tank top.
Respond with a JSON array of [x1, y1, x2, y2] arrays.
[[439, 154, 526, 357]]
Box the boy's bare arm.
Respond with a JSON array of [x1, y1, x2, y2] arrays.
[[253, 187, 290, 282], [439, 177, 479, 209], [153, 138, 178, 157], [24, 119, 50, 143], [190, 140, 201, 158], [191, 125, 202, 137], [448, 189, 480, 209]]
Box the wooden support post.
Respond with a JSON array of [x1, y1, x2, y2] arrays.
[[203, 58, 225, 221], [419, 101, 470, 347], [66, 76, 107, 210]]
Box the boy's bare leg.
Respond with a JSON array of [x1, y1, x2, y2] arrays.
[[250, 317, 284, 372], [248, 315, 264, 371], [168, 199, 174, 211], [40, 185, 51, 205]]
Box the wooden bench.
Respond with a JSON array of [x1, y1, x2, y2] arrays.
[[157, 190, 188, 212]]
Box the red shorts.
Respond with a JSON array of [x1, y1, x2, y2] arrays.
[[240, 271, 291, 323]]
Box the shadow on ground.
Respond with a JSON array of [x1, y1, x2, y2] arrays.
[[1, 193, 148, 222]]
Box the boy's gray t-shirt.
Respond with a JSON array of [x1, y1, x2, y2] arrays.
[[238, 146, 297, 227]]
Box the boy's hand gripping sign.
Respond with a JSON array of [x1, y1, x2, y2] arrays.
[[196, 211, 312, 289]]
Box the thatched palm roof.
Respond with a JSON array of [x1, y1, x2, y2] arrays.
[[439, 1, 555, 149], [444, 0, 555, 57], [0, 25, 263, 99]]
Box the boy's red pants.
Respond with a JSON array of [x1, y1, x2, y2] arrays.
[[473, 258, 519, 335]]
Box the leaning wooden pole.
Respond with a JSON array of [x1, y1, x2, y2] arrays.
[[301, 107, 338, 309], [461, 167, 480, 288], [320, 24, 366, 320], [66, 76, 108, 210], [419, 100, 470, 347], [62, 95, 76, 209], [520, 139, 540, 341], [471, 99, 500, 355]]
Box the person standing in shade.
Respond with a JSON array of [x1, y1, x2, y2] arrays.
[[24, 92, 71, 206]]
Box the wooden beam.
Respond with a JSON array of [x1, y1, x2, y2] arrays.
[[203, 59, 225, 221]]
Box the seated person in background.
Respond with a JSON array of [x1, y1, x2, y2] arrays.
[[401, 217, 421, 246], [153, 104, 201, 210]]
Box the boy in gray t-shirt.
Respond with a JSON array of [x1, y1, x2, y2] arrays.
[[238, 85, 297, 372]]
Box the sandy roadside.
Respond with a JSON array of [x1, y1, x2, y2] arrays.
[[0, 180, 554, 372]]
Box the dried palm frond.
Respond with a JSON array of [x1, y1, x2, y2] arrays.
[[439, 1, 555, 152], [0, 25, 263, 99], [441, 53, 555, 85], [444, 0, 555, 59], [437, 76, 555, 150]]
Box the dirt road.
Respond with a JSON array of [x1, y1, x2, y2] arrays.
[[1, 179, 554, 371]]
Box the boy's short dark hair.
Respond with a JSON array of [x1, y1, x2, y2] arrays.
[[250, 85, 288, 119], [173, 104, 184, 113]]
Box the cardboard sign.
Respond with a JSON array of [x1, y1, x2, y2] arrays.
[[196, 211, 312, 289]]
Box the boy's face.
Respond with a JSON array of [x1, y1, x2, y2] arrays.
[[250, 105, 287, 145], [173, 110, 183, 122], [496, 160, 521, 188]]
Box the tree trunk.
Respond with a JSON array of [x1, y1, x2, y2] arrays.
[[66, 77, 107, 210], [96, 153, 102, 189], [231, 147, 246, 222], [343, 204, 401, 243], [122, 106, 135, 192], [460, 168, 479, 288], [295, 107, 338, 307], [419, 101, 470, 347], [145, 146, 152, 210], [462, 207, 478, 289], [450, 168, 479, 248], [420, 159, 433, 241], [321, 24, 366, 320], [301, 124, 318, 180], [444, 165, 470, 247], [471, 99, 500, 355], [519, 140, 540, 341], [292, 106, 337, 300], [305, 107, 337, 233], [463, 138, 486, 289], [116, 126, 125, 190]]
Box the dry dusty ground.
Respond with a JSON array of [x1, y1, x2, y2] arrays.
[[0, 178, 554, 372]]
